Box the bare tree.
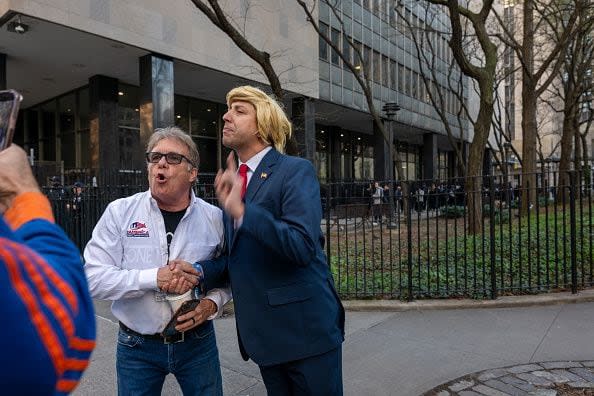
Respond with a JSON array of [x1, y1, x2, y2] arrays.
[[395, 2, 468, 176], [404, 0, 500, 233], [543, 0, 594, 199], [189, 0, 306, 154], [190, 0, 283, 98], [494, 0, 578, 213]]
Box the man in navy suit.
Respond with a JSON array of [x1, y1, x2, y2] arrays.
[[189, 85, 344, 395]]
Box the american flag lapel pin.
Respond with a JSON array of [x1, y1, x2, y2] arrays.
[[261, 172, 268, 179]]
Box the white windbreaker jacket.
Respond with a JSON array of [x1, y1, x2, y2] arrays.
[[84, 190, 231, 334]]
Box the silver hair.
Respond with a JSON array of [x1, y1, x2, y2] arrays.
[[146, 126, 199, 170]]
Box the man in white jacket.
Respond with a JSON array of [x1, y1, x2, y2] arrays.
[[84, 127, 230, 396]]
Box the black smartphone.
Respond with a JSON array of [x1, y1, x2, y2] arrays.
[[161, 299, 201, 337], [0, 90, 22, 151]]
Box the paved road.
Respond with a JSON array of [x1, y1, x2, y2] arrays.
[[74, 298, 594, 395]]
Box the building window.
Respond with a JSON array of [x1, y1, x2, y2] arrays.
[[382, 55, 389, 87], [398, 63, 405, 93], [342, 34, 351, 67], [437, 151, 450, 181], [24, 109, 39, 162], [118, 84, 140, 170], [331, 28, 341, 65], [353, 133, 373, 180], [320, 23, 329, 61], [189, 99, 219, 173], [40, 101, 56, 162], [315, 127, 329, 182], [174, 96, 190, 132], [58, 93, 76, 169], [363, 45, 372, 76], [404, 67, 411, 97], [390, 59, 397, 90], [78, 88, 90, 169], [397, 144, 421, 180], [173, 94, 220, 173], [373, 50, 381, 82]]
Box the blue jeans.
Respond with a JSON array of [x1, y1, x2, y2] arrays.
[[116, 321, 222, 396]]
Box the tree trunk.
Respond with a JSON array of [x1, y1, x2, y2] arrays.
[[575, 129, 582, 200], [466, 147, 483, 234], [520, 83, 538, 214], [466, 87, 494, 233], [521, 0, 537, 215]]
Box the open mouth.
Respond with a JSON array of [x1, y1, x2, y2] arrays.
[[156, 173, 167, 182]]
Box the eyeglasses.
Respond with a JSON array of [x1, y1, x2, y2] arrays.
[[146, 152, 194, 166]]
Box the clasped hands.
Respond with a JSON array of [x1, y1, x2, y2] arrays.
[[214, 152, 245, 219], [156, 260, 199, 294]]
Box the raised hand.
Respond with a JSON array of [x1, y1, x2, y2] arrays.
[[0, 145, 41, 212], [214, 152, 244, 219]]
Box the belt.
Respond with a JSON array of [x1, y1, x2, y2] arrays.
[[119, 322, 186, 344]]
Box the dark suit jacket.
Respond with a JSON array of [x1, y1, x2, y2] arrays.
[[202, 148, 345, 367]]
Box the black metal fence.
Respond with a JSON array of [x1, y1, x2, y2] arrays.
[[324, 170, 593, 300], [42, 172, 217, 250], [45, 169, 593, 301]]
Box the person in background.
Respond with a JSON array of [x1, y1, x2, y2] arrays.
[[395, 184, 403, 214], [372, 181, 384, 224], [70, 181, 84, 213], [0, 145, 96, 395], [84, 127, 230, 395]]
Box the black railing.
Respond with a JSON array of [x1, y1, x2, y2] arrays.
[[45, 169, 593, 301], [323, 170, 593, 300], [43, 173, 218, 251]]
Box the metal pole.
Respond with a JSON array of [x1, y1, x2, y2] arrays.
[[326, 183, 332, 269], [489, 175, 497, 299], [569, 171, 578, 294], [406, 181, 414, 301]]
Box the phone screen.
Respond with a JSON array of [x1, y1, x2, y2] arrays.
[[0, 90, 23, 151]]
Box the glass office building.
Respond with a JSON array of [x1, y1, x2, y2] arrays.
[[2, 0, 471, 185]]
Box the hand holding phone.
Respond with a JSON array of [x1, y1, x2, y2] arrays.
[[161, 299, 201, 337], [0, 145, 40, 212], [0, 90, 22, 151]]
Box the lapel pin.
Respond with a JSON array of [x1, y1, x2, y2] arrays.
[[260, 172, 268, 179]]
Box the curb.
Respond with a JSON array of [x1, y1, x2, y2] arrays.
[[342, 289, 594, 312], [221, 289, 594, 316]]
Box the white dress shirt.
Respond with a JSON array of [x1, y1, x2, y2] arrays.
[[84, 190, 232, 334], [236, 146, 272, 228]]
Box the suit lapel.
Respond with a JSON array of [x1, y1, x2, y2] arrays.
[[244, 148, 279, 202]]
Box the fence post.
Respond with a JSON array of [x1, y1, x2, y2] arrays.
[[569, 171, 578, 294], [326, 184, 331, 269], [406, 181, 414, 302], [489, 175, 497, 299]]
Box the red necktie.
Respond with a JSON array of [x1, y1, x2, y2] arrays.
[[239, 164, 249, 199]]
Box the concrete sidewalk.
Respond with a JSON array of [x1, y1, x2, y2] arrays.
[[74, 292, 594, 395]]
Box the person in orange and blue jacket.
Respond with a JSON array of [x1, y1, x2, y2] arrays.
[[0, 145, 96, 395]]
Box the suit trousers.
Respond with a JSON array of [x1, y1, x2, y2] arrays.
[[259, 345, 343, 396]]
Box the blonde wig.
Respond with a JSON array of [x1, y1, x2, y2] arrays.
[[226, 86, 292, 153]]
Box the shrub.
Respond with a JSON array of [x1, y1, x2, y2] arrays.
[[440, 205, 465, 218]]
